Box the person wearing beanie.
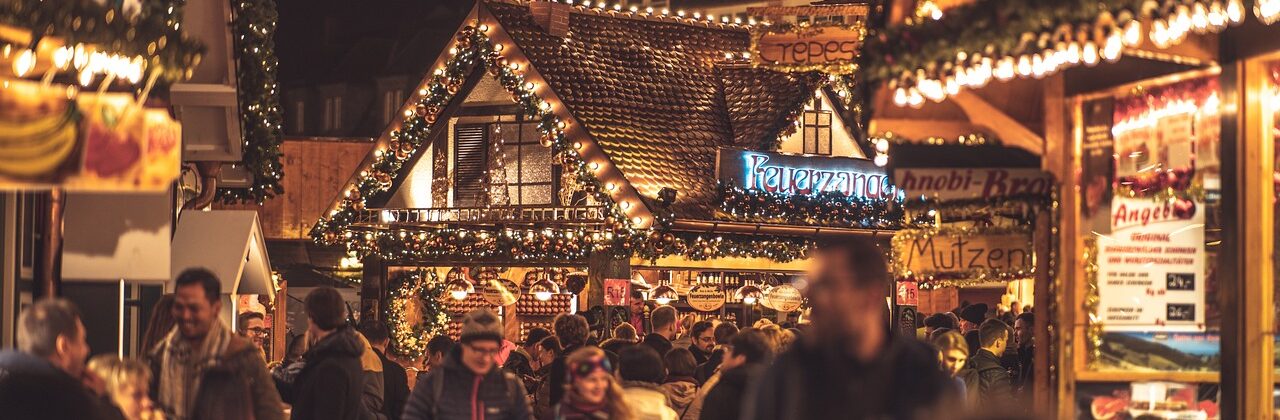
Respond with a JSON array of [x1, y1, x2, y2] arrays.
[[959, 304, 988, 357], [403, 309, 532, 420]]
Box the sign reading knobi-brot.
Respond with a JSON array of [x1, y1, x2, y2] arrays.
[[894, 168, 1053, 200], [717, 148, 894, 200]]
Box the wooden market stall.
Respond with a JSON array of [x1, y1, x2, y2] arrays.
[[309, 0, 900, 363]]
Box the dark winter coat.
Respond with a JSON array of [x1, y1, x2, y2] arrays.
[[402, 345, 532, 420], [968, 349, 1015, 412], [643, 333, 673, 358], [744, 335, 955, 420], [548, 343, 583, 406], [698, 363, 763, 420], [290, 327, 367, 420], [0, 350, 119, 420], [688, 345, 710, 366], [373, 348, 410, 420], [694, 348, 723, 384]]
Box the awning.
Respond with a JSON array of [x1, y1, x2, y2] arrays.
[[171, 210, 276, 303]]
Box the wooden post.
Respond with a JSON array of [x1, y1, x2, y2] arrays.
[[587, 253, 628, 311], [34, 189, 65, 298], [361, 257, 386, 322], [272, 280, 288, 362]]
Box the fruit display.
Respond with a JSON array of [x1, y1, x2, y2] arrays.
[[78, 93, 181, 189], [515, 293, 573, 315], [0, 79, 78, 179]]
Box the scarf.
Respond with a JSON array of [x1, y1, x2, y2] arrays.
[[156, 321, 232, 419], [559, 391, 609, 419]]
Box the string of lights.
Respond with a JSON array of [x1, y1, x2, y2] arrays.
[[218, 0, 285, 204]]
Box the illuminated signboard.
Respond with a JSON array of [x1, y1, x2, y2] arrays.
[[716, 148, 894, 199]]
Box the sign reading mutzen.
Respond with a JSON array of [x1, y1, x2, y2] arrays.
[[717, 148, 895, 200]]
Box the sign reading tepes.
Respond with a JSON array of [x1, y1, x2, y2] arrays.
[[717, 148, 895, 200], [748, 5, 867, 74]]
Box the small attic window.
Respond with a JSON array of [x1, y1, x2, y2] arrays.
[[802, 102, 833, 156]]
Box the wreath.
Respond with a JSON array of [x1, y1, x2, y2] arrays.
[[385, 269, 448, 359]]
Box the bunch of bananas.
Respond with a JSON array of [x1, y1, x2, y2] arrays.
[[0, 102, 79, 178]]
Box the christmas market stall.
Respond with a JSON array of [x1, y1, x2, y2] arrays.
[[309, 0, 899, 361], [859, 0, 1280, 417]]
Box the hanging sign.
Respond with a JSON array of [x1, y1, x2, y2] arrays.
[[1097, 196, 1206, 332], [717, 148, 893, 199], [893, 168, 1052, 200], [686, 284, 725, 312], [0, 80, 181, 191], [747, 5, 867, 74], [480, 278, 521, 306], [891, 229, 1033, 280], [604, 278, 630, 306], [766, 284, 804, 312], [895, 281, 919, 306]]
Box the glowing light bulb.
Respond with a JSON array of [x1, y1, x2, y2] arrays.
[[1082, 42, 1099, 65], [1228, 0, 1244, 23], [874, 154, 888, 167], [1123, 20, 1142, 46], [893, 87, 908, 106], [1103, 33, 1123, 61], [450, 290, 469, 300], [11, 49, 33, 77]]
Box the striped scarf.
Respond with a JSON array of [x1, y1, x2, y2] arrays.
[[156, 321, 232, 419]]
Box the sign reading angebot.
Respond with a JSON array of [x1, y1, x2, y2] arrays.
[[1097, 197, 1206, 332], [894, 168, 1053, 200], [717, 148, 893, 200]]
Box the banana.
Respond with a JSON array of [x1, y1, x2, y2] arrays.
[[0, 107, 74, 141], [0, 109, 78, 151], [0, 122, 77, 177]]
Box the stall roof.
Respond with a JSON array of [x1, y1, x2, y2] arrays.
[[321, 0, 843, 228], [171, 210, 277, 302]]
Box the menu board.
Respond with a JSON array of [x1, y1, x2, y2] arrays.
[[1097, 197, 1206, 331]]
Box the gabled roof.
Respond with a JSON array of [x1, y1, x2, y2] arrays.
[[486, 0, 822, 218], [318, 0, 843, 229]]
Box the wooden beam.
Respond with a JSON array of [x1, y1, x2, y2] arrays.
[[951, 91, 1044, 156]]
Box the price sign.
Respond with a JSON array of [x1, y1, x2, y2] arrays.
[[481, 278, 521, 306], [604, 279, 630, 307], [895, 281, 919, 306]]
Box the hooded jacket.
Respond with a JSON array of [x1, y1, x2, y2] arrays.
[[622, 381, 678, 420], [290, 327, 367, 420], [697, 364, 763, 420], [403, 345, 532, 420], [660, 377, 698, 418]]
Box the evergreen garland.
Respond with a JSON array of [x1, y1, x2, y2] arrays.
[[717, 182, 903, 229], [385, 269, 448, 359], [218, 0, 284, 204]]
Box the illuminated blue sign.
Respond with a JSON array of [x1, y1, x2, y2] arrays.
[[716, 149, 895, 199]]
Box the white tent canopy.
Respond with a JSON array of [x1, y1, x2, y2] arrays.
[[170, 210, 275, 303]]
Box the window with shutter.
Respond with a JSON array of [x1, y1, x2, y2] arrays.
[[453, 124, 488, 206]]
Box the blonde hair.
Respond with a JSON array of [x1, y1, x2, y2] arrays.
[[87, 355, 152, 399], [931, 330, 969, 355], [564, 347, 632, 420], [759, 324, 784, 353]]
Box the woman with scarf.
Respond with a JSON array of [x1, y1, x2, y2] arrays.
[[554, 347, 631, 420]]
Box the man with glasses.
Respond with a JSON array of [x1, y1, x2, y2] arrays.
[[688, 320, 715, 365], [237, 311, 268, 352], [403, 308, 532, 420]]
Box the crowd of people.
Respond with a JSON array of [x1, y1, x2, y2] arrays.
[[0, 237, 1039, 420]]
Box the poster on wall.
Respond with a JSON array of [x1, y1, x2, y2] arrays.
[[603, 279, 630, 306], [1097, 197, 1207, 332]]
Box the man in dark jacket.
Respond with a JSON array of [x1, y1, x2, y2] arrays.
[[1013, 312, 1035, 396], [745, 238, 955, 420], [290, 287, 366, 420], [969, 318, 1016, 413], [403, 309, 532, 420], [548, 313, 590, 405], [643, 305, 678, 357], [699, 330, 772, 420], [695, 322, 738, 383], [359, 320, 409, 420], [0, 299, 121, 420]]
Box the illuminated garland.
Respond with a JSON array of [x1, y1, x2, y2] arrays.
[[636, 231, 815, 263], [716, 183, 903, 229], [0, 0, 203, 84], [310, 24, 640, 257], [1083, 237, 1103, 368], [386, 269, 448, 359], [860, 0, 1243, 107], [217, 0, 284, 204], [901, 193, 1046, 229], [349, 227, 601, 264]]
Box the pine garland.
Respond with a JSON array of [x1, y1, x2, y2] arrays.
[[386, 269, 448, 359], [218, 0, 284, 204]]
